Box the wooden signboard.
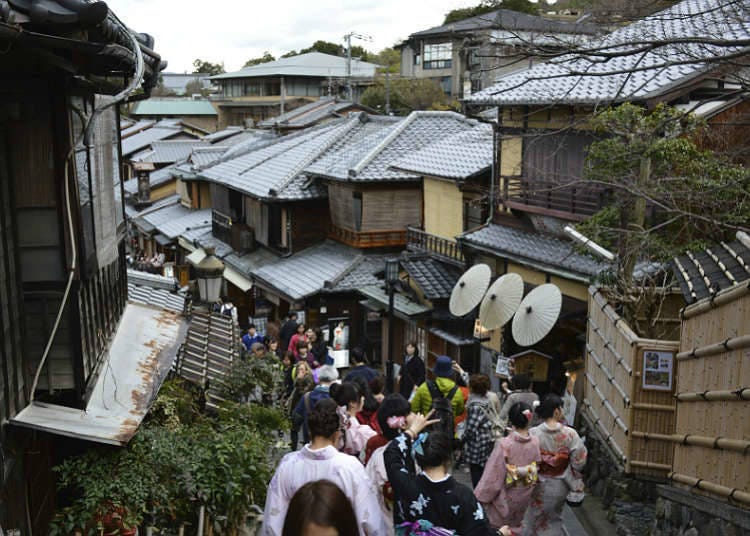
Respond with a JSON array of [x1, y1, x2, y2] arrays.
[[509, 349, 554, 383]]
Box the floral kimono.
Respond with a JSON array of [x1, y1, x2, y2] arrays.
[[474, 431, 541, 532], [365, 442, 396, 536], [521, 422, 587, 536], [340, 407, 377, 458]]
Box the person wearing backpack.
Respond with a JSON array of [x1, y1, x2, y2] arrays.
[[461, 374, 499, 487], [410, 356, 464, 441]]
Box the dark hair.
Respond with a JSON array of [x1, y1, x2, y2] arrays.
[[282, 480, 358, 536], [414, 430, 453, 469], [330, 382, 362, 408], [289, 312, 298, 319], [308, 398, 341, 439], [348, 375, 379, 413], [405, 341, 419, 357], [370, 375, 385, 396], [508, 402, 533, 429], [512, 374, 531, 391], [469, 374, 490, 396], [536, 393, 563, 419], [267, 336, 278, 346], [248, 324, 256, 330], [376, 394, 411, 440], [296, 340, 308, 351], [350, 347, 367, 365]]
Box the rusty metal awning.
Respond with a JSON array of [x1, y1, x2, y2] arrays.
[[11, 302, 187, 445]]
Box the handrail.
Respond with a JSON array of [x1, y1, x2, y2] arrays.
[[406, 226, 465, 264]]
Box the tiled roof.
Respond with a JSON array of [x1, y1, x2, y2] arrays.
[[392, 124, 493, 180], [306, 111, 479, 182], [459, 224, 608, 281], [127, 269, 187, 313], [203, 126, 246, 143], [223, 248, 280, 278], [252, 241, 361, 301], [402, 257, 462, 300], [189, 147, 229, 167], [137, 202, 211, 240], [193, 231, 234, 259], [409, 8, 599, 38], [121, 119, 155, 137], [467, 0, 750, 106], [135, 140, 211, 164], [131, 99, 217, 116], [359, 285, 432, 317], [122, 162, 181, 194], [326, 254, 388, 292], [121, 123, 198, 158], [210, 52, 379, 80], [198, 118, 358, 200], [672, 239, 750, 304], [257, 97, 370, 128]]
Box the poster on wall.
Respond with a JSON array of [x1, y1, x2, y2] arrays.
[[495, 355, 513, 378], [642, 350, 674, 391], [326, 317, 350, 368]]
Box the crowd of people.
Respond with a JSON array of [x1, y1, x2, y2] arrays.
[[236, 315, 588, 536]]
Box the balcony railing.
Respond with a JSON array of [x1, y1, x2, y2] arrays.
[[504, 176, 610, 221], [406, 227, 465, 265], [329, 225, 407, 248]]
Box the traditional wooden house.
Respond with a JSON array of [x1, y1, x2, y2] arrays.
[[0, 1, 182, 532]]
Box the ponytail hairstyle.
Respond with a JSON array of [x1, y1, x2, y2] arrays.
[[508, 402, 533, 429], [376, 394, 411, 440], [413, 430, 453, 470], [348, 375, 379, 413], [329, 381, 362, 409], [535, 393, 563, 420]]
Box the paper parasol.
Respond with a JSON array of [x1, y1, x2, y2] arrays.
[[449, 263, 491, 317], [479, 273, 524, 331], [511, 283, 562, 347]]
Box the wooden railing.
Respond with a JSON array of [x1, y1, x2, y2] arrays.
[[504, 176, 610, 221], [329, 225, 407, 248], [406, 227, 465, 265]]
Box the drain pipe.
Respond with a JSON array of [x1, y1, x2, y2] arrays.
[[564, 225, 616, 261]]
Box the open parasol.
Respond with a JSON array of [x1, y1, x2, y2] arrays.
[[478, 273, 524, 331], [511, 283, 562, 347], [449, 263, 491, 317]]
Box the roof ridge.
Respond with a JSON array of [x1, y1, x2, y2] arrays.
[[349, 112, 420, 176], [269, 116, 365, 196]]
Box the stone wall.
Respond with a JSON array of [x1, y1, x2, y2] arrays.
[[653, 486, 750, 536]]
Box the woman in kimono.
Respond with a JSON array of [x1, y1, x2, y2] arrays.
[[522, 394, 587, 536], [474, 402, 541, 534], [262, 398, 387, 536], [331, 381, 377, 459], [384, 411, 493, 535]]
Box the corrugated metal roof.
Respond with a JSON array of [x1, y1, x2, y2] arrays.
[[467, 0, 750, 106], [131, 99, 217, 116], [252, 241, 361, 301], [459, 224, 608, 281], [306, 111, 481, 182], [11, 303, 186, 445], [392, 124, 493, 180], [672, 239, 750, 304], [210, 52, 379, 80]]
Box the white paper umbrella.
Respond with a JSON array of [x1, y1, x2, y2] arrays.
[[479, 273, 524, 331], [512, 283, 562, 347], [449, 263, 491, 317]]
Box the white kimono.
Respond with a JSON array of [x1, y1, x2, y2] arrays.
[[261, 444, 388, 536]]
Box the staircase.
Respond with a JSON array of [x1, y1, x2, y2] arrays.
[[175, 307, 240, 410]]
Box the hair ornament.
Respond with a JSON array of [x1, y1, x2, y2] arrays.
[[387, 415, 406, 429]]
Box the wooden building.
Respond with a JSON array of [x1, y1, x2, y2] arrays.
[[0, 1, 169, 531]]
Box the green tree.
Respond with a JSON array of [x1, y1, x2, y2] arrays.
[[444, 0, 538, 24], [577, 103, 750, 336], [361, 78, 456, 115], [244, 51, 276, 67], [151, 74, 176, 96], [183, 78, 206, 96], [192, 58, 224, 76], [373, 47, 400, 73], [282, 40, 375, 61]]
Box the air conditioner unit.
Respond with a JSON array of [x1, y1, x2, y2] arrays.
[[231, 223, 255, 253]]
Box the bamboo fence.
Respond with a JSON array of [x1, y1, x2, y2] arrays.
[[670, 281, 750, 507], [584, 287, 680, 478]]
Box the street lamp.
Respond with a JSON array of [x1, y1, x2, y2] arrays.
[[385, 258, 400, 394], [195, 247, 225, 303]]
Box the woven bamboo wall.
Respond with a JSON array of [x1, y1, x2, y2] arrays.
[[584, 287, 679, 477], [672, 282, 750, 507]]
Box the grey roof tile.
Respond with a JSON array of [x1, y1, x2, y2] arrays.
[[121, 126, 196, 157], [203, 126, 245, 143], [359, 285, 432, 317], [672, 239, 750, 304], [123, 162, 182, 194], [467, 0, 750, 106], [306, 111, 481, 182], [257, 97, 370, 128], [136, 140, 211, 164], [193, 231, 233, 259], [392, 124, 493, 180], [121, 119, 156, 137], [223, 248, 280, 278], [252, 241, 361, 301], [459, 224, 608, 279], [138, 203, 211, 240], [326, 254, 389, 292], [402, 257, 462, 300]]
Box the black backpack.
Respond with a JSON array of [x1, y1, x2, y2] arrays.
[[426, 380, 459, 439]]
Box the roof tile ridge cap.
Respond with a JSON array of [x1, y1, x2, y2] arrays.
[[328, 253, 366, 287], [271, 117, 363, 196], [350, 113, 416, 176]]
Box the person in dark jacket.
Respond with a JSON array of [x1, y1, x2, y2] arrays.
[[309, 327, 328, 365], [385, 412, 492, 535], [292, 365, 339, 444], [398, 341, 425, 400], [344, 347, 379, 384], [279, 312, 298, 354]]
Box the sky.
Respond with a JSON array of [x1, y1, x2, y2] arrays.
[[105, 0, 478, 73]]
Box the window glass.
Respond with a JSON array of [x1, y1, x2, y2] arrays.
[[423, 42, 452, 69]]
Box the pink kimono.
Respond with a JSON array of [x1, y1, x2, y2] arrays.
[[474, 431, 541, 532]]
